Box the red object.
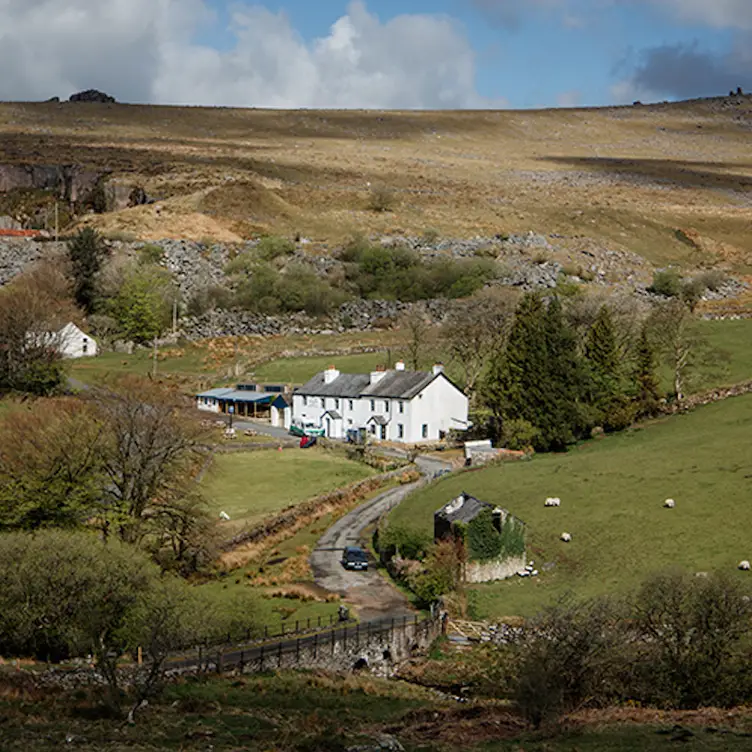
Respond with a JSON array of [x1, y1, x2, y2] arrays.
[[0, 229, 44, 237]]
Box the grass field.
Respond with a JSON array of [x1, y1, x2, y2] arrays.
[[693, 318, 752, 390], [200, 448, 375, 528], [388, 393, 752, 619]]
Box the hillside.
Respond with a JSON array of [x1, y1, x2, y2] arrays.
[[2, 98, 752, 272], [387, 392, 752, 619]]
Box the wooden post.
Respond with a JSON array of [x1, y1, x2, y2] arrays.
[[313, 632, 318, 660], [54, 202, 59, 242], [152, 337, 158, 378], [137, 646, 143, 666], [172, 300, 178, 334], [277, 640, 282, 668], [295, 637, 300, 664], [259, 643, 265, 672]]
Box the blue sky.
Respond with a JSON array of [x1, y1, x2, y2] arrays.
[[2, 0, 750, 108]]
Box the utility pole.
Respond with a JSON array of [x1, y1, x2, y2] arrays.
[[152, 336, 158, 378], [172, 299, 178, 334]]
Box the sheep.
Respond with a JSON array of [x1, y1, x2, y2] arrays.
[[544, 497, 561, 507], [739, 560, 751, 571], [531, 570, 539, 577], [664, 499, 676, 509], [517, 569, 530, 577], [219, 511, 231, 521], [560, 532, 572, 543]]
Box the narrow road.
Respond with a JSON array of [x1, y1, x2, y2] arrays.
[[232, 418, 292, 441], [310, 454, 452, 622]]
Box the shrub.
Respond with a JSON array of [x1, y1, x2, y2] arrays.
[[138, 243, 165, 266], [256, 235, 296, 260], [694, 269, 727, 292], [377, 524, 432, 561], [648, 269, 683, 298], [367, 184, 397, 212], [466, 508, 503, 562], [501, 418, 538, 451]]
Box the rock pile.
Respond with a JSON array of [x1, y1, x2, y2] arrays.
[[69, 89, 116, 104]]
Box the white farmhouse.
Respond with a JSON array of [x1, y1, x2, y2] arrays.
[[292, 362, 469, 443], [57, 322, 98, 359]]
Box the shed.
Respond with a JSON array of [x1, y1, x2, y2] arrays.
[[434, 492, 505, 542]]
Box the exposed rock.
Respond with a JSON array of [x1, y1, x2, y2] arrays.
[[69, 89, 116, 104], [347, 735, 405, 752], [0, 163, 107, 203]]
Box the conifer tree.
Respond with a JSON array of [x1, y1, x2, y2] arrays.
[[584, 305, 622, 416], [67, 228, 108, 314], [633, 325, 662, 418]]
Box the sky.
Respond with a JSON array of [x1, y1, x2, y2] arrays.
[[0, 0, 751, 109]]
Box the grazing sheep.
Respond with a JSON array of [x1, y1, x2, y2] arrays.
[[531, 570, 539, 577], [545, 497, 561, 507], [664, 499, 676, 509], [739, 560, 751, 571], [560, 532, 572, 543], [219, 511, 231, 521], [517, 569, 530, 577]]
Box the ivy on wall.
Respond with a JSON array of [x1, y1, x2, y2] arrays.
[[464, 508, 526, 563]]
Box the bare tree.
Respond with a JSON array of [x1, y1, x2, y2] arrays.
[[442, 287, 519, 397], [87, 376, 211, 544], [0, 263, 79, 395], [400, 310, 435, 370]]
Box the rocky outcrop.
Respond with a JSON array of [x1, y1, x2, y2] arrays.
[[0, 163, 106, 204], [69, 89, 116, 104], [0, 238, 65, 285]]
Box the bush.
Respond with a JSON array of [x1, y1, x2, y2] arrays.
[[648, 269, 683, 298], [367, 184, 397, 212], [186, 285, 234, 317], [501, 418, 538, 451], [377, 524, 432, 562], [694, 269, 727, 292], [138, 243, 165, 266], [256, 235, 296, 261]]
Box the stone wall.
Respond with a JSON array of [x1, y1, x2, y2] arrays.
[[465, 555, 527, 584]]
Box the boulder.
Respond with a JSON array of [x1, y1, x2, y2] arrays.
[[69, 89, 116, 104]]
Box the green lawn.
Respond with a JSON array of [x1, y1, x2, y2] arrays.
[[253, 351, 397, 384], [694, 318, 752, 390], [389, 393, 752, 619], [200, 447, 375, 527], [68, 346, 211, 385]]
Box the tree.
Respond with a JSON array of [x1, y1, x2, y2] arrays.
[[88, 376, 210, 545], [0, 266, 77, 395], [0, 531, 243, 718], [400, 310, 434, 370], [632, 325, 662, 418], [112, 263, 174, 343], [67, 228, 108, 313], [0, 399, 105, 530], [442, 288, 519, 398]]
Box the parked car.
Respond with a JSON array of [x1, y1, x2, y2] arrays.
[[341, 546, 369, 571]]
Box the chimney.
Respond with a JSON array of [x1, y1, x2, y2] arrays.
[[432, 363, 445, 376], [324, 365, 340, 384], [395, 360, 406, 371], [370, 365, 387, 385]]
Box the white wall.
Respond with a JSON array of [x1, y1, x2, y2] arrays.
[[197, 397, 221, 413], [58, 324, 98, 359], [405, 375, 469, 443], [291, 373, 468, 444]]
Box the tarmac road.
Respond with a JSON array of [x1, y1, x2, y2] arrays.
[[310, 454, 452, 622]]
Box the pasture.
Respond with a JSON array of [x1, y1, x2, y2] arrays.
[[200, 447, 375, 528], [388, 393, 752, 619]]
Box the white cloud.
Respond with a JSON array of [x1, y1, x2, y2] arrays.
[[0, 0, 492, 109], [556, 90, 582, 107]]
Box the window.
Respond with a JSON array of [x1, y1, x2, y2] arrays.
[[303, 396, 308, 406], [370, 424, 377, 434], [422, 424, 428, 439], [335, 398, 340, 410], [383, 400, 389, 412], [348, 400, 354, 410], [348, 419, 353, 426], [398, 424, 404, 439], [370, 400, 375, 412], [398, 401, 404, 414], [82, 338, 88, 354]]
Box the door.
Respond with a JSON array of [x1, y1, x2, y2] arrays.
[[380, 425, 387, 440], [326, 418, 332, 438]]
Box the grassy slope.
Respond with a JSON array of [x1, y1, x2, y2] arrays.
[[3, 100, 752, 269], [200, 448, 374, 527], [389, 393, 752, 619]]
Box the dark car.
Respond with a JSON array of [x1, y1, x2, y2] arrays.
[[341, 546, 369, 571]]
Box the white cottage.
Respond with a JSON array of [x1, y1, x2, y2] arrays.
[[292, 362, 469, 443], [57, 322, 98, 358]]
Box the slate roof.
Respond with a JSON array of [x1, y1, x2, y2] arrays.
[[367, 415, 389, 425], [322, 409, 342, 419], [435, 492, 497, 525], [296, 369, 442, 400]]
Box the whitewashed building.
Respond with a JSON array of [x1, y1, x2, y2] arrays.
[[57, 322, 98, 358], [292, 362, 469, 443]]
